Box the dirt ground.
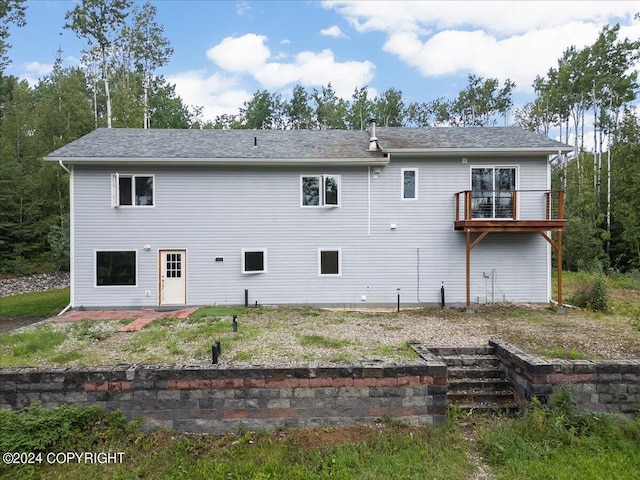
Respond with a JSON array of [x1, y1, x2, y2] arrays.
[[0, 317, 43, 334]]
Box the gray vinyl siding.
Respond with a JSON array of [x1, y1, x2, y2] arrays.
[[71, 155, 552, 308]]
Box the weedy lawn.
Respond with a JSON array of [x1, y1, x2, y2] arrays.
[[0, 270, 638, 367], [1, 395, 639, 480]]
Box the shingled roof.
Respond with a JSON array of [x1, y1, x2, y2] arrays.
[[46, 128, 377, 160], [376, 127, 571, 152], [45, 126, 571, 164]]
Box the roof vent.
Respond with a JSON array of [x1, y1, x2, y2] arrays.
[[368, 118, 378, 151]]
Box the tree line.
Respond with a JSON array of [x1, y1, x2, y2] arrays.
[[0, 0, 639, 276]]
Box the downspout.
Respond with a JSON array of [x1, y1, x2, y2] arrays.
[[58, 159, 71, 174], [57, 159, 73, 316], [367, 166, 371, 237]]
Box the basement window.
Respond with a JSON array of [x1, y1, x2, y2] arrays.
[[318, 249, 341, 276], [111, 174, 154, 207], [242, 249, 267, 274], [301, 175, 340, 207], [96, 251, 137, 286]]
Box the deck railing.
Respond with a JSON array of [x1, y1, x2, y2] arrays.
[[455, 190, 565, 222]]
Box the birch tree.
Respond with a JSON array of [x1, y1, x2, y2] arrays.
[[346, 86, 373, 130], [125, 1, 172, 128], [65, 0, 132, 128]]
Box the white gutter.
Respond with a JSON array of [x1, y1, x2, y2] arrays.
[[380, 147, 574, 156], [45, 156, 390, 167]]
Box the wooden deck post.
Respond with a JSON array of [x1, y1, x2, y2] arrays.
[[557, 230, 563, 306], [466, 230, 471, 308]]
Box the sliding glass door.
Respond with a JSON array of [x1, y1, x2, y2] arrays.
[[471, 167, 516, 219]]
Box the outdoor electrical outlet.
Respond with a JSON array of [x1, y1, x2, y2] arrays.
[[145, 290, 151, 297]]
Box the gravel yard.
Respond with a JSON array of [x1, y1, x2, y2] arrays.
[[1, 271, 639, 367], [2, 303, 637, 368]]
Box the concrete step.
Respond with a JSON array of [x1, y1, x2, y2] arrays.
[[426, 343, 519, 416], [439, 354, 501, 368], [448, 378, 512, 393], [428, 347, 496, 357], [448, 367, 505, 379], [448, 390, 515, 405], [449, 402, 520, 416]]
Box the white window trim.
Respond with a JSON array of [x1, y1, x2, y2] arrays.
[[241, 248, 267, 274], [94, 249, 138, 287], [318, 248, 342, 277], [300, 174, 341, 208], [469, 165, 519, 220], [401, 168, 418, 201], [469, 165, 519, 190], [111, 173, 155, 208]]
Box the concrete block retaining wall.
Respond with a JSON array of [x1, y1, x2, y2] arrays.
[[1, 341, 638, 432], [0, 361, 448, 433], [491, 340, 640, 418]]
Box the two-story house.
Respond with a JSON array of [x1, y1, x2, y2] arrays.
[[45, 124, 571, 310]]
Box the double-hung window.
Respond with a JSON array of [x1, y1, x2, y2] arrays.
[[471, 167, 517, 219], [301, 175, 340, 207], [111, 174, 154, 207]]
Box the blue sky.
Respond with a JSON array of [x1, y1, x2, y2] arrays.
[[6, 1, 640, 123]]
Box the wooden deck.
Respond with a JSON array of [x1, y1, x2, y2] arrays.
[[454, 190, 566, 308], [453, 219, 566, 232]]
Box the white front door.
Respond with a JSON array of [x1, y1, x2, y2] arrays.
[[160, 250, 186, 305]]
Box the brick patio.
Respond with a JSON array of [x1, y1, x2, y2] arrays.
[[55, 307, 199, 332]]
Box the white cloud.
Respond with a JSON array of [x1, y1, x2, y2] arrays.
[[24, 61, 53, 75], [320, 25, 348, 38], [18, 61, 54, 86], [166, 69, 252, 120], [324, 0, 639, 92], [383, 21, 601, 90], [236, 1, 252, 17], [207, 34, 271, 73], [325, 1, 637, 36], [206, 33, 375, 98]]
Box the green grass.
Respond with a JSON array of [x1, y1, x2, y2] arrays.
[[299, 334, 352, 349], [376, 343, 417, 360], [544, 347, 589, 359], [4, 399, 640, 480], [0, 326, 67, 367], [188, 306, 249, 321], [478, 390, 640, 480], [2, 415, 473, 479], [607, 270, 640, 290], [0, 287, 69, 318]]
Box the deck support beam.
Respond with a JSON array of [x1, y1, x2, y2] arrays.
[[538, 230, 563, 308], [464, 229, 564, 310], [465, 230, 489, 308]]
